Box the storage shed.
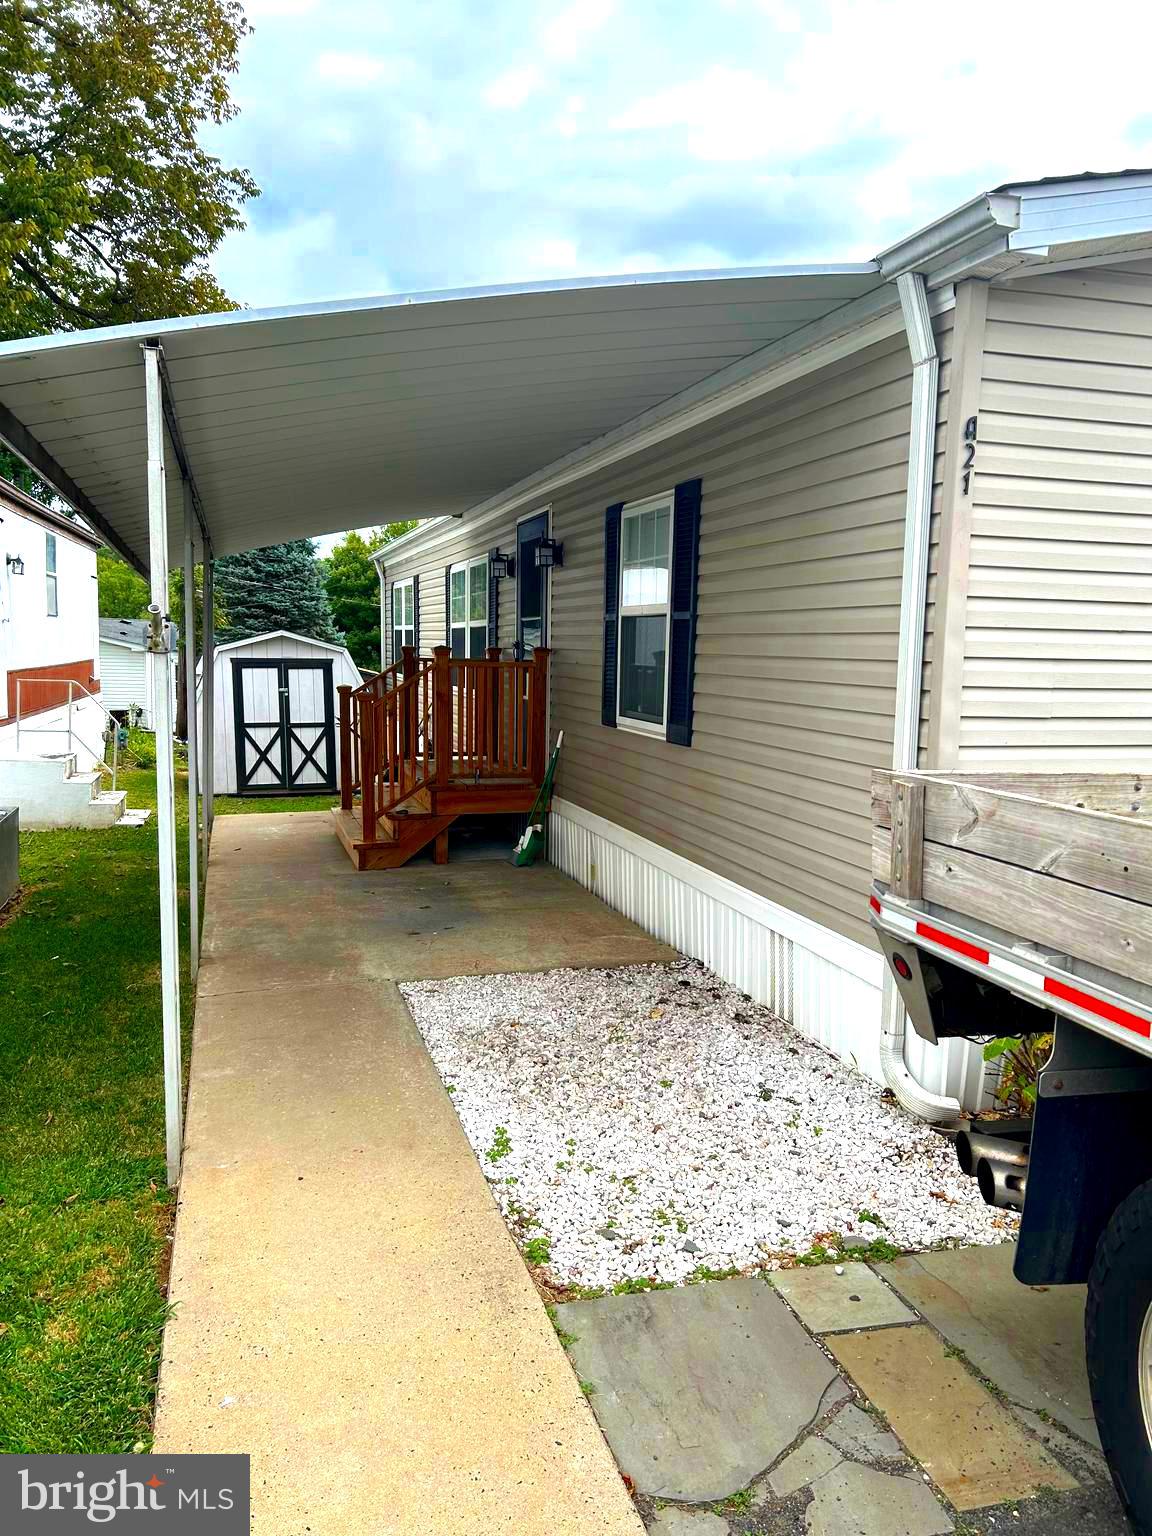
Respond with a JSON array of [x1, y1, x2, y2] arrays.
[[200, 631, 361, 796], [98, 618, 177, 730]]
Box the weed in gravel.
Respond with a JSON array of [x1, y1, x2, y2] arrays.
[[856, 1208, 886, 1227], [611, 1276, 674, 1295], [795, 1233, 903, 1266], [714, 1486, 755, 1513], [486, 1126, 512, 1162], [523, 1236, 552, 1266], [688, 1264, 742, 1283]]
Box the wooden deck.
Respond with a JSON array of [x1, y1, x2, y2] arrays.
[[334, 645, 549, 869]]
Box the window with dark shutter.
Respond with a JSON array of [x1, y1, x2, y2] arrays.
[[602, 478, 700, 746], [601, 502, 623, 727]]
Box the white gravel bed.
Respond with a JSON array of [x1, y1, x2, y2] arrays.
[[401, 959, 1017, 1288]]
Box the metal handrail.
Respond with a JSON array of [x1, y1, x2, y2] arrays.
[[15, 677, 120, 792]]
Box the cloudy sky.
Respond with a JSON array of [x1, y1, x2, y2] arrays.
[[207, 0, 1152, 312]]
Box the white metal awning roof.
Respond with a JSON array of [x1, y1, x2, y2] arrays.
[[0, 264, 882, 570]]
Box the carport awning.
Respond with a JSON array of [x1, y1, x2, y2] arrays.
[[0, 264, 883, 569]]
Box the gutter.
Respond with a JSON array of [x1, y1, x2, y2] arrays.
[[880, 271, 963, 1122]]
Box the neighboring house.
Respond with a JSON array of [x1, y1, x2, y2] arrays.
[[373, 170, 1152, 1108], [99, 618, 177, 730], [0, 476, 101, 734], [0, 478, 144, 827], [198, 631, 361, 796]]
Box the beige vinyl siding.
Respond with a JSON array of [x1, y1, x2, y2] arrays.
[[550, 324, 947, 949], [958, 260, 1152, 763], [380, 517, 519, 664]]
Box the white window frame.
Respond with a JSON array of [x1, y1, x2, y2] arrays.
[[391, 576, 415, 663], [45, 531, 58, 618], [615, 490, 673, 739], [449, 556, 488, 659]]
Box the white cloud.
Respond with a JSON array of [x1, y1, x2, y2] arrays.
[[211, 212, 350, 308], [483, 65, 542, 109], [541, 0, 615, 59], [313, 51, 392, 88]]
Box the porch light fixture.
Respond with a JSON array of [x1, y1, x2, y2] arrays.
[[489, 549, 515, 579], [535, 537, 564, 569], [5, 554, 24, 576]]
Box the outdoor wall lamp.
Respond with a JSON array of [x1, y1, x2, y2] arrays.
[[5, 554, 24, 576], [535, 537, 564, 569], [489, 549, 515, 579]]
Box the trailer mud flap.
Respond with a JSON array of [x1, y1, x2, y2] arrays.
[[1016, 1017, 1152, 1286]]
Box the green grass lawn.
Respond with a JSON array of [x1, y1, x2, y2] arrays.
[[215, 790, 337, 815], [0, 767, 330, 1452], [0, 767, 188, 1452]]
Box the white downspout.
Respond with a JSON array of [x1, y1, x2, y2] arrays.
[[183, 479, 200, 982], [880, 273, 962, 1121]]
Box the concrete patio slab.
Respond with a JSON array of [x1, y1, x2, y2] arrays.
[[554, 1278, 849, 1502], [771, 1264, 916, 1333], [156, 812, 650, 1535], [828, 1326, 1077, 1510], [875, 1245, 1098, 1448], [199, 812, 673, 994]]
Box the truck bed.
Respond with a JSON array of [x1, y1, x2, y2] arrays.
[[871, 770, 1152, 1055]]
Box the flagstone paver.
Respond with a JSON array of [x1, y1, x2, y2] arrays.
[[822, 1401, 902, 1461], [555, 1278, 849, 1501], [828, 1325, 1078, 1509], [648, 1511, 729, 1535], [772, 1264, 916, 1333], [876, 1245, 1098, 1446], [804, 1460, 953, 1536]]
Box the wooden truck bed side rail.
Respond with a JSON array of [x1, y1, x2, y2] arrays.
[[872, 770, 1152, 988]]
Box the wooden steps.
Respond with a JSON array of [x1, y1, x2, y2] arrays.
[[331, 807, 457, 871]]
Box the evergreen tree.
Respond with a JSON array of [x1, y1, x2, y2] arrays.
[[215, 540, 341, 644]]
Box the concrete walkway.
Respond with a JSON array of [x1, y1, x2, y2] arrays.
[[155, 813, 671, 1534]]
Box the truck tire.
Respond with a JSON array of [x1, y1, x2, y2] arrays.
[[1087, 1179, 1152, 1534]]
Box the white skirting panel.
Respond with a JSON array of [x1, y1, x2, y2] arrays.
[[549, 797, 988, 1110]]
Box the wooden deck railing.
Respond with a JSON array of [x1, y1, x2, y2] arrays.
[[339, 645, 550, 838]]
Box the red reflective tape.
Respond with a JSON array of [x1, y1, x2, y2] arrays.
[[1043, 977, 1152, 1039], [869, 895, 882, 915], [915, 921, 990, 965]]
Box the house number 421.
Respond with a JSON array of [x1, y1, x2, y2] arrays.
[[961, 414, 977, 496]]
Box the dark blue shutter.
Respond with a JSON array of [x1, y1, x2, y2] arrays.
[[444, 565, 452, 646], [412, 574, 420, 654], [666, 477, 702, 747], [487, 551, 500, 650], [601, 502, 623, 727]]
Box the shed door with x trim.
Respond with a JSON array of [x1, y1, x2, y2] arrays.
[[232, 658, 337, 795]]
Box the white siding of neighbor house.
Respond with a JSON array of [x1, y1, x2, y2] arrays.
[[0, 501, 99, 689], [956, 260, 1152, 763], [99, 643, 152, 720]]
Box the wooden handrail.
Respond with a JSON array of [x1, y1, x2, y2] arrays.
[[347, 647, 552, 831]]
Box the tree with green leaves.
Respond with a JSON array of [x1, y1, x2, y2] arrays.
[[215, 541, 341, 645], [322, 522, 417, 669], [0, 0, 257, 341]]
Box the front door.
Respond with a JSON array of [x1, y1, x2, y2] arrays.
[[233, 658, 336, 795], [516, 512, 549, 656]]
